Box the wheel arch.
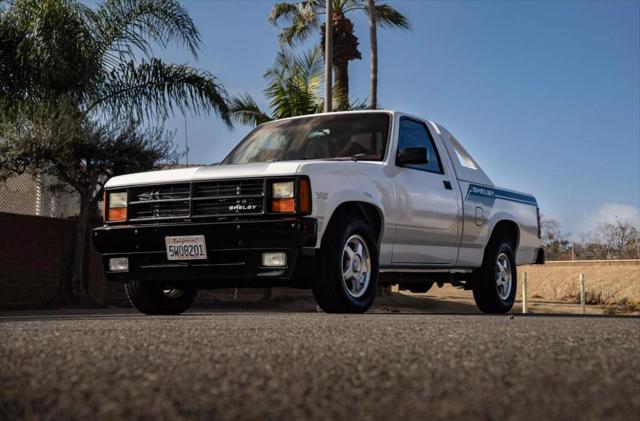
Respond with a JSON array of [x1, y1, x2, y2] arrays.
[[321, 201, 385, 247], [487, 219, 520, 252]]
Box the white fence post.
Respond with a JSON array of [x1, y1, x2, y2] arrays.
[[579, 273, 586, 315], [522, 272, 528, 314]]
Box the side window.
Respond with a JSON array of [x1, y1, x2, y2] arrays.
[[448, 133, 478, 170], [397, 118, 443, 173]]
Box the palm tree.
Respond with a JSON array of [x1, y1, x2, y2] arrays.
[[230, 48, 324, 126], [366, 0, 377, 109], [0, 0, 231, 302], [1, 0, 230, 124], [269, 0, 409, 111]]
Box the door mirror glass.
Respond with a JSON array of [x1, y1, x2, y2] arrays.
[[397, 147, 429, 166]]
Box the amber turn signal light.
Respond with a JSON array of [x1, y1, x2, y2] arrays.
[[272, 198, 295, 213], [107, 207, 128, 222]]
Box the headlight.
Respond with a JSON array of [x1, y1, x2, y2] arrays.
[[109, 192, 127, 208], [271, 181, 295, 213], [272, 181, 294, 199], [270, 179, 311, 214], [107, 191, 127, 222]]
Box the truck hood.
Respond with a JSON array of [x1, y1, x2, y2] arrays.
[[105, 161, 303, 188]]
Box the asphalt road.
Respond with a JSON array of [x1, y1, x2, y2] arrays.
[[1, 311, 639, 421]]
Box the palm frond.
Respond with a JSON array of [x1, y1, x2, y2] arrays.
[[344, 1, 409, 29], [88, 58, 231, 126], [278, 18, 317, 45], [268, 2, 301, 25], [348, 98, 369, 110], [229, 94, 272, 127], [2, 0, 98, 102], [94, 0, 201, 67], [341, 0, 364, 13], [372, 3, 410, 29], [269, 1, 321, 45], [262, 48, 323, 120], [296, 46, 324, 93]]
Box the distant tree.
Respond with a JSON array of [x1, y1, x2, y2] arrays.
[[596, 217, 640, 259], [578, 241, 607, 260], [540, 216, 571, 260]]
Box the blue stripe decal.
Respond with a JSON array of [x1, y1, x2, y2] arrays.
[[466, 184, 537, 206]]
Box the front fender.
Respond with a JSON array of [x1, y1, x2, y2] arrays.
[[317, 191, 386, 244], [297, 162, 393, 254]]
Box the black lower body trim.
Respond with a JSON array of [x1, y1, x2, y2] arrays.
[[93, 218, 318, 288]]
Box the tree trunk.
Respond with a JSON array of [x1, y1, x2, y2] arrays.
[[321, 12, 361, 111], [333, 60, 350, 111], [58, 192, 93, 306], [367, 0, 378, 109]]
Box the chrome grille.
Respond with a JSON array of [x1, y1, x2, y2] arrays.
[[134, 184, 190, 202], [194, 179, 264, 198], [127, 179, 266, 221]]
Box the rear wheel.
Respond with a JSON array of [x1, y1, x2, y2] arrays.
[[472, 240, 517, 314], [312, 213, 379, 313], [124, 280, 197, 315]]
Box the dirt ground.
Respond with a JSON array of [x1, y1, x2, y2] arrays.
[[195, 260, 640, 316]]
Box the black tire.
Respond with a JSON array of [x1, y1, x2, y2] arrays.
[[312, 213, 379, 313], [124, 280, 197, 315], [405, 281, 434, 294], [472, 239, 517, 314]]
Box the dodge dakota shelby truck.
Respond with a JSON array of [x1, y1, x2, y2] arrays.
[[93, 110, 544, 315]]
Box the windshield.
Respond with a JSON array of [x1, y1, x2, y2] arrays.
[[222, 113, 391, 164]]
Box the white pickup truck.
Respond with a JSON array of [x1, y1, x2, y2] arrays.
[[93, 110, 544, 315]]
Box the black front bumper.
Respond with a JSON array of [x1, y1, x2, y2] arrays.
[[92, 218, 318, 288]]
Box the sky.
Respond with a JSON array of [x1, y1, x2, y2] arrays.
[[154, 0, 639, 239]]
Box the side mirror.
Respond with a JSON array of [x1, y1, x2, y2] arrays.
[[397, 147, 429, 166]]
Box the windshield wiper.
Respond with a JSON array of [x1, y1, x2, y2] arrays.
[[324, 154, 370, 162]]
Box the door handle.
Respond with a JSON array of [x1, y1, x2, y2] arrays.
[[443, 180, 452, 190]]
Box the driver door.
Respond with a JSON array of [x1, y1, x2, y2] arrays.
[[392, 117, 460, 265]]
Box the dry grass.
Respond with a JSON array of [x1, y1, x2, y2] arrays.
[[519, 261, 640, 312]]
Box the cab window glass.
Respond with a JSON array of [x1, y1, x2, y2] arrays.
[[449, 133, 478, 170], [223, 113, 390, 164], [397, 118, 443, 173]]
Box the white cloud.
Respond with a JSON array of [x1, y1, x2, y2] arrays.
[[576, 203, 640, 238]]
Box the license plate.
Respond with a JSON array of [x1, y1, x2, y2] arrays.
[[165, 235, 207, 261]]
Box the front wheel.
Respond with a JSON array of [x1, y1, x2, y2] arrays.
[[124, 280, 197, 315], [472, 240, 517, 314], [312, 214, 379, 313]]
